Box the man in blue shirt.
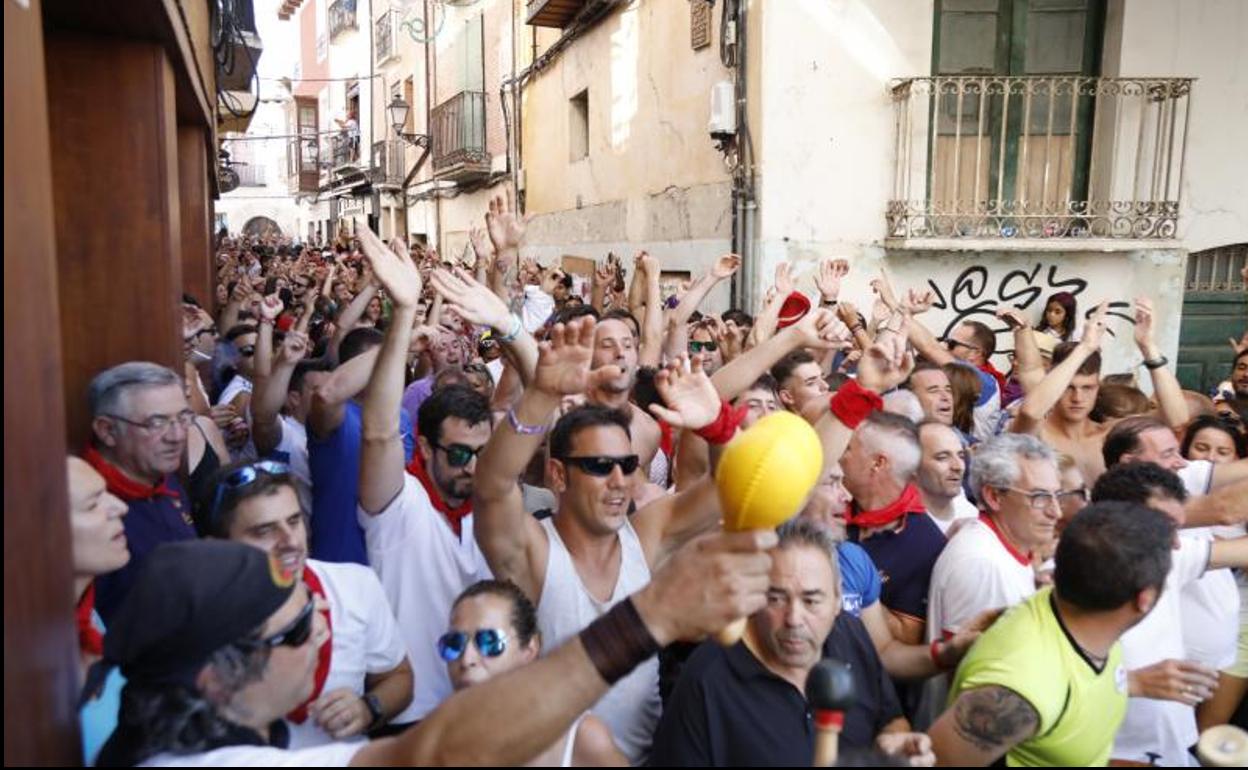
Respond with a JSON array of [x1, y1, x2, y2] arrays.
[[306, 328, 414, 564], [84, 362, 198, 621]]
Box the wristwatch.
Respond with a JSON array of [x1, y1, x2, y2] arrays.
[[363, 692, 386, 731], [1142, 355, 1169, 370]]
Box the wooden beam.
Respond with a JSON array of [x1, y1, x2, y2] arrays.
[[4, 0, 80, 762], [46, 35, 184, 450], [179, 126, 214, 307]]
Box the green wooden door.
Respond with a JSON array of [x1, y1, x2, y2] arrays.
[[1176, 245, 1248, 393]]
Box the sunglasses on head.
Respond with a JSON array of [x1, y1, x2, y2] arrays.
[[437, 628, 508, 662], [435, 443, 485, 468], [258, 598, 316, 649], [559, 455, 640, 477], [689, 340, 719, 353], [207, 461, 291, 532]]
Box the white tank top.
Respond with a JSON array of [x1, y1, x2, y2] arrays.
[[537, 517, 660, 765]]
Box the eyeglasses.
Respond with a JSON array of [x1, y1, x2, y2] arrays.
[[560, 455, 641, 477], [944, 338, 980, 353], [689, 340, 719, 353], [1056, 487, 1089, 505], [437, 628, 508, 662], [997, 487, 1062, 511], [238, 345, 257, 358], [207, 461, 291, 531], [106, 410, 196, 435], [259, 599, 316, 649], [435, 443, 485, 468]]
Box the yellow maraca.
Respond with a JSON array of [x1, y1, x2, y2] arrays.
[[714, 410, 824, 644]]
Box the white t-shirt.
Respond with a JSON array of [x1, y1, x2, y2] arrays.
[[286, 560, 409, 749], [926, 517, 1037, 643], [485, 358, 505, 386], [360, 475, 492, 723], [1175, 460, 1239, 669], [141, 741, 363, 767], [926, 493, 979, 537], [272, 416, 312, 512], [1112, 535, 1211, 766]]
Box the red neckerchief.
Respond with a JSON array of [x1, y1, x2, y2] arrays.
[[83, 445, 180, 502], [978, 513, 1031, 567], [287, 565, 333, 724], [978, 362, 1009, 399], [406, 452, 473, 538], [658, 419, 674, 458], [77, 582, 104, 657], [846, 483, 926, 528]]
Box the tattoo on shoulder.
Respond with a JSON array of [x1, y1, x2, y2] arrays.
[[952, 686, 1040, 752]]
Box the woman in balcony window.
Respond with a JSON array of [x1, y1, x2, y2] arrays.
[[1035, 292, 1079, 342]]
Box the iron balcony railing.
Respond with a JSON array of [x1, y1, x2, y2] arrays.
[[888, 75, 1194, 240], [328, 0, 357, 40], [431, 90, 490, 173], [330, 133, 359, 168], [371, 139, 406, 188]]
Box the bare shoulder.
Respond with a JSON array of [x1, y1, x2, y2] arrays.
[[573, 714, 628, 767]]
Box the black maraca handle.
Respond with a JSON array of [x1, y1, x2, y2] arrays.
[[806, 659, 856, 712]]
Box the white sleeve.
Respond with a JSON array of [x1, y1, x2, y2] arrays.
[[1173, 535, 1213, 587], [359, 569, 409, 674], [1178, 461, 1214, 498], [358, 476, 420, 541], [935, 558, 1022, 634], [521, 286, 556, 333], [147, 741, 365, 767]]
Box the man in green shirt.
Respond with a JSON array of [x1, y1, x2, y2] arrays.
[[929, 501, 1174, 766]]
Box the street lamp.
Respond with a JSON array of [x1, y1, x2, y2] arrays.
[[388, 95, 429, 148]]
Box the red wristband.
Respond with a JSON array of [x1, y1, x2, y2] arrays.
[[829, 378, 883, 429], [695, 400, 749, 445], [930, 639, 951, 671]]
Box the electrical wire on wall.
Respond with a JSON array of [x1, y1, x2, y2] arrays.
[[213, 0, 261, 121]]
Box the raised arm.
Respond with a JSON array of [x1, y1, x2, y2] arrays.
[[664, 254, 741, 360], [1011, 302, 1108, 435], [997, 307, 1044, 392], [474, 317, 609, 598], [328, 282, 379, 360], [252, 331, 309, 456], [711, 309, 850, 401], [638, 253, 665, 368], [1134, 297, 1188, 429], [358, 226, 423, 515], [253, 294, 284, 380], [430, 268, 539, 386], [306, 346, 380, 439]]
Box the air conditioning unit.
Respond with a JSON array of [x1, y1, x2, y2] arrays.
[[709, 81, 736, 140]]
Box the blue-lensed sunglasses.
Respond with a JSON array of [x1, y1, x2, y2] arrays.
[[437, 628, 508, 662], [207, 460, 291, 530]]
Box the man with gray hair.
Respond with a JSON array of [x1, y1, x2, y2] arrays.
[[650, 518, 934, 766], [841, 411, 946, 646], [83, 361, 197, 621], [926, 432, 1058, 645]]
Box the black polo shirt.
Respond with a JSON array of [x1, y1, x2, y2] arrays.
[[848, 511, 945, 624], [648, 612, 903, 766]]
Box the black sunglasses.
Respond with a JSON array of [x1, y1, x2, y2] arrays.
[[437, 628, 508, 661], [238, 345, 257, 357], [560, 455, 641, 477], [943, 338, 980, 353], [259, 599, 316, 649], [435, 443, 485, 468], [690, 340, 719, 353]]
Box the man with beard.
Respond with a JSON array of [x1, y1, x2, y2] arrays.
[[586, 315, 663, 484]]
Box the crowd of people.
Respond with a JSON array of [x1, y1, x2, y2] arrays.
[[67, 188, 1248, 766]]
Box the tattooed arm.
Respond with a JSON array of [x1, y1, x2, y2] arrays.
[[928, 685, 1040, 766]]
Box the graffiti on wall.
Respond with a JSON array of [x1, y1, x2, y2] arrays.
[[923, 263, 1135, 350]]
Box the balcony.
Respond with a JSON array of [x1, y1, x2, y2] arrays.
[[287, 135, 320, 193], [330, 132, 360, 169], [328, 0, 357, 40], [886, 76, 1193, 243], [527, 0, 617, 29], [235, 163, 266, 187], [431, 90, 490, 183], [371, 139, 406, 190]]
